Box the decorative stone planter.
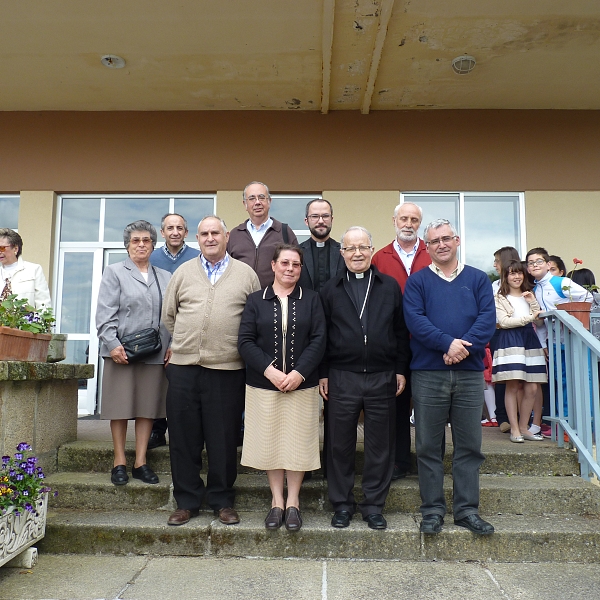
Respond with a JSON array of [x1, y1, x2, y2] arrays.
[[0, 493, 48, 568], [0, 326, 52, 362]]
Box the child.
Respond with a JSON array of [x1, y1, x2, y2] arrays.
[[526, 248, 591, 426], [492, 260, 548, 442]]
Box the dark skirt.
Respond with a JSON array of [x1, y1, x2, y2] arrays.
[[100, 358, 167, 420], [492, 323, 547, 383]]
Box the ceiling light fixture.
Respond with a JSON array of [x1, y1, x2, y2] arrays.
[[451, 55, 476, 75], [101, 55, 126, 69]]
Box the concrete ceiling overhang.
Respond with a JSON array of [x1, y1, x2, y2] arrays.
[[1, 0, 599, 112]]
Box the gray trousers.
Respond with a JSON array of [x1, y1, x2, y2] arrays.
[[412, 370, 485, 520]]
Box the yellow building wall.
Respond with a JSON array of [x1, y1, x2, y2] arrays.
[[525, 191, 600, 279]]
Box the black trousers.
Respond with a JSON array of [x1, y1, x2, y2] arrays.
[[166, 364, 245, 512], [326, 369, 396, 517], [394, 371, 412, 472]]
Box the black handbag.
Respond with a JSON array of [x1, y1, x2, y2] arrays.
[[121, 266, 163, 362]]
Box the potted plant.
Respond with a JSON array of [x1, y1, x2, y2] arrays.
[[0, 443, 52, 567], [0, 294, 55, 361], [558, 259, 598, 329]]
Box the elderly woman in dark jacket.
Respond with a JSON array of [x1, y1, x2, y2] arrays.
[[238, 244, 326, 532], [96, 220, 171, 486]]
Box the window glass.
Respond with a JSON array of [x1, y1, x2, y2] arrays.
[[270, 197, 314, 231], [104, 198, 168, 242], [404, 194, 460, 239], [464, 195, 520, 274], [174, 198, 216, 233], [60, 252, 94, 333], [0, 195, 20, 230], [61, 198, 101, 241]]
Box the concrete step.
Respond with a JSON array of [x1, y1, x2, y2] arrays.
[[56, 438, 581, 477], [39, 509, 600, 563], [45, 472, 600, 516]]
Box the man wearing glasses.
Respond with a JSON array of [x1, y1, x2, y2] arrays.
[[372, 202, 432, 481], [298, 199, 344, 293], [228, 181, 298, 287], [319, 226, 410, 530], [403, 219, 496, 536]]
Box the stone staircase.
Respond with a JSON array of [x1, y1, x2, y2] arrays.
[[40, 427, 600, 562]]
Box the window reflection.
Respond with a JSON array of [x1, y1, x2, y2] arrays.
[[60, 253, 94, 333], [0, 196, 20, 230], [104, 198, 168, 242], [61, 199, 100, 241], [174, 199, 216, 232], [270, 197, 312, 231], [465, 196, 520, 273]]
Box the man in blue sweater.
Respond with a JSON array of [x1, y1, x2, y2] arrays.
[[148, 213, 200, 449], [403, 219, 496, 535]]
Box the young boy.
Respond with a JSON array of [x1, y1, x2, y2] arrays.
[[526, 247, 591, 429]]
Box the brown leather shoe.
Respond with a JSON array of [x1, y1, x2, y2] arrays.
[[264, 507, 284, 530], [217, 507, 240, 525], [167, 508, 199, 526], [284, 506, 302, 531]]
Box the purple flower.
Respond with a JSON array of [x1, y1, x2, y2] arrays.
[[22, 490, 29, 496], [24, 503, 34, 512], [37, 473, 44, 479], [16, 474, 23, 481], [16, 443, 31, 452], [14, 510, 21, 517], [1, 456, 9, 464], [9, 469, 15, 477], [19, 462, 27, 469], [14, 453, 23, 461]]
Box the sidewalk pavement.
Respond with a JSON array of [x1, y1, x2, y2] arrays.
[[2, 554, 600, 600]]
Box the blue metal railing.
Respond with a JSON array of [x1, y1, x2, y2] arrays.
[[543, 309, 600, 481]]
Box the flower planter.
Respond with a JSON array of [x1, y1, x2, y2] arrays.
[[0, 326, 52, 362], [557, 301, 592, 330], [0, 493, 48, 568]]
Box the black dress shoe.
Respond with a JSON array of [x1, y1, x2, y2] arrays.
[[132, 464, 159, 484], [147, 431, 167, 450], [284, 507, 302, 531], [454, 514, 494, 535], [110, 465, 128, 486], [391, 464, 408, 480], [363, 513, 387, 530], [331, 510, 352, 528], [265, 507, 284, 530], [420, 514, 444, 534]]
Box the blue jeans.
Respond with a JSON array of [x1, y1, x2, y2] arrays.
[[412, 370, 485, 520]]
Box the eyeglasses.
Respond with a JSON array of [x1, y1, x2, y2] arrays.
[[245, 194, 269, 204], [526, 259, 546, 267], [277, 260, 302, 269], [425, 236, 458, 247], [0, 245, 13, 252], [307, 213, 332, 221], [342, 245, 372, 254], [130, 237, 153, 245]]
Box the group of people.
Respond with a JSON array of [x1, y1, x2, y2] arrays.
[[486, 246, 594, 444], [96, 180, 585, 538]]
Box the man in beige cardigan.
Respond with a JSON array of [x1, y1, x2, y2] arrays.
[[162, 216, 260, 526]]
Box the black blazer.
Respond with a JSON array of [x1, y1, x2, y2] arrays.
[[298, 238, 345, 291], [319, 266, 411, 377], [238, 284, 326, 391]]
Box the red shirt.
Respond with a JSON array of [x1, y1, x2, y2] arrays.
[[372, 239, 431, 292]]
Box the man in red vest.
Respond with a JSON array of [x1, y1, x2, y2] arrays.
[[372, 202, 431, 479]]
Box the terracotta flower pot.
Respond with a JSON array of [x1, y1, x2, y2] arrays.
[[556, 301, 592, 329], [0, 326, 52, 362]]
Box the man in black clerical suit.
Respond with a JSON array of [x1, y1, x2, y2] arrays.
[[298, 199, 345, 480], [298, 199, 344, 293]]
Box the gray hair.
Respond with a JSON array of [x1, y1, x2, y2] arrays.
[[340, 226, 373, 247], [123, 220, 158, 248], [160, 213, 188, 231], [0, 228, 23, 257], [423, 219, 458, 242], [305, 198, 333, 218], [242, 181, 271, 202], [393, 201, 423, 220], [197, 215, 228, 235]]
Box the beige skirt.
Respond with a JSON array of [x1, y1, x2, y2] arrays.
[[100, 358, 167, 420], [241, 385, 321, 472]]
